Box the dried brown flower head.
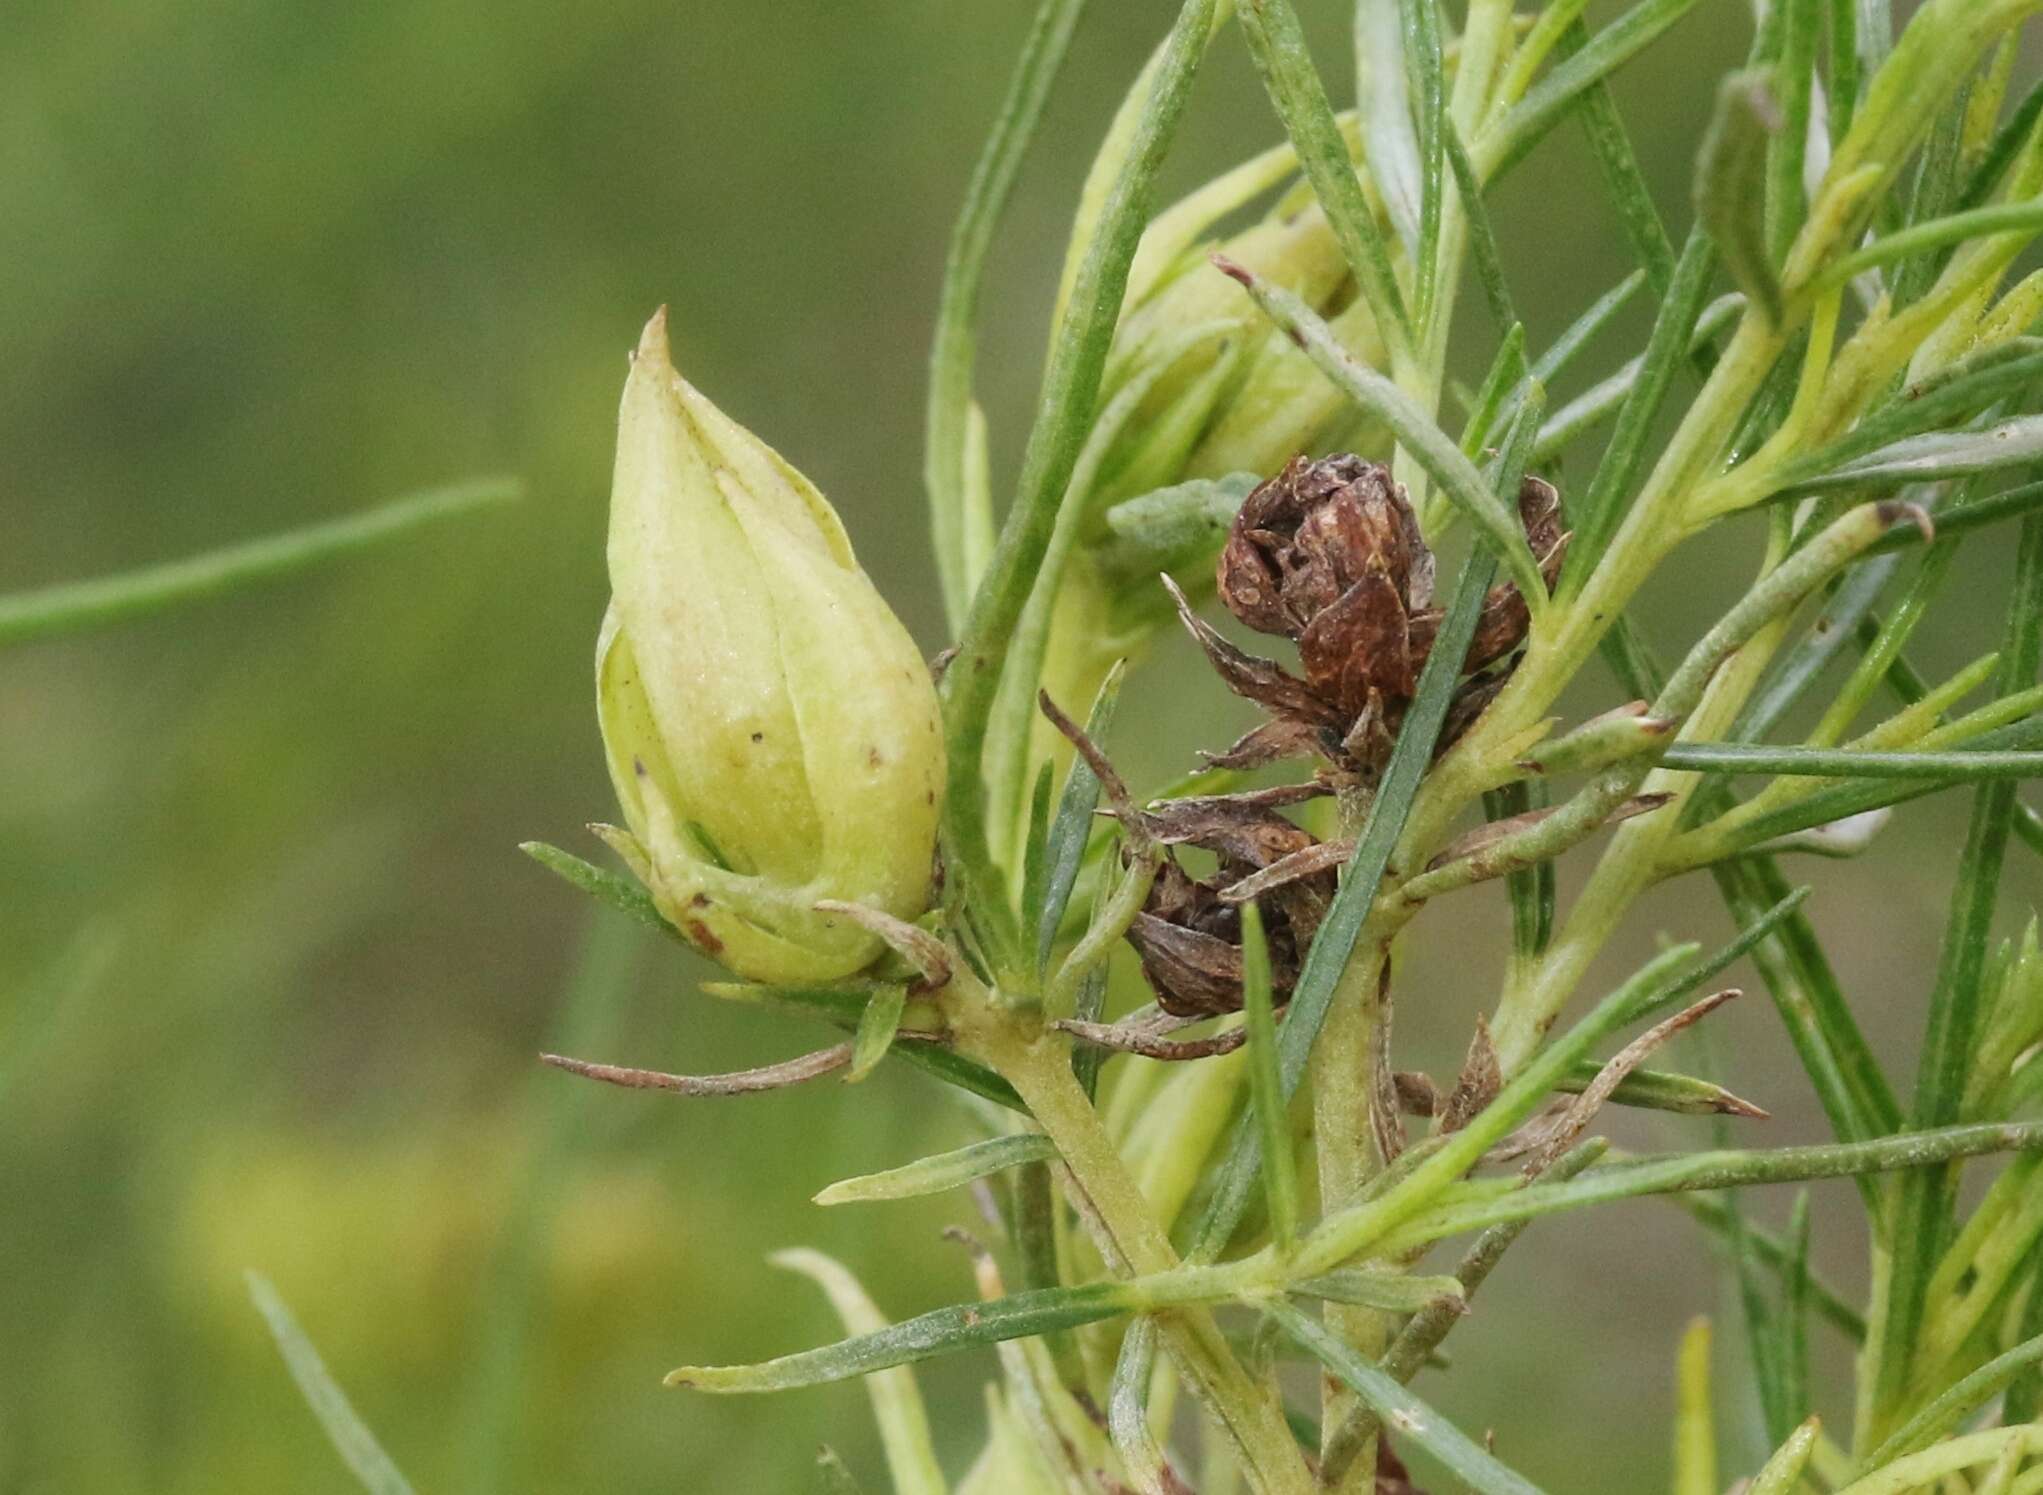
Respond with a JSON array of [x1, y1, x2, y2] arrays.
[[1187, 454, 1564, 782]]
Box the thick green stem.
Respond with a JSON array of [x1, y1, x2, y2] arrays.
[[965, 1009, 1313, 1495]]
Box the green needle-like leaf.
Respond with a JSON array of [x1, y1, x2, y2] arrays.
[[1238, 901, 1297, 1251], [1483, 0, 1707, 181], [1265, 1300, 1548, 1495], [814, 1134, 1059, 1207], [848, 983, 909, 1084], [666, 1281, 1142, 1393], [941, 0, 1219, 977], [924, 0, 1087, 631], [1660, 743, 2043, 780], [1237, 0, 1410, 343]]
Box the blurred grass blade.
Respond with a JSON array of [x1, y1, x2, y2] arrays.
[[1483, 0, 1706, 180], [1236, 0, 1410, 343], [0, 923, 120, 1109], [773, 1251, 946, 1495], [1218, 260, 1547, 604], [666, 1281, 1140, 1392], [1879, 512, 2043, 1427], [814, 1134, 1059, 1206], [1673, 1192, 1866, 1340], [941, 0, 1219, 977], [1660, 743, 2043, 780], [1187, 529, 1500, 1260], [1674, 1318, 1716, 1495], [1960, 76, 2043, 210], [0, 477, 517, 650], [925, 0, 1087, 630], [1265, 1300, 1547, 1495], [1695, 69, 1785, 324], [1038, 663, 1125, 972], [454, 912, 641, 1495], [1238, 901, 1297, 1250], [1556, 18, 1678, 299], [848, 982, 909, 1084], [1779, 1191, 1812, 1433], [246, 1272, 418, 1495]]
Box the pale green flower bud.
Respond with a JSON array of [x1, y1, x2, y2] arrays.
[[596, 310, 944, 983]]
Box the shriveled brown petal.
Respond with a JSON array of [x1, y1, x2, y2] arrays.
[[1163, 575, 1345, 727], [1201, 715, 1331, 770], [1126, 912, 1245, 1016], [1394, 1070, 1442, 1116], [1140, 796, 1319, 869], [1218, 838, 1353, 904], [1298, 563, 1418, 712]]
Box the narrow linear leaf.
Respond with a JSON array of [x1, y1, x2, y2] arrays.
[[1777, 415, 2043, 496], [942, 0, 1220, 976], [1880, 511, 2043, 1425], [925, 0, 1089, 630], [1696, 69, 1785, 324], [666, 1281, 1140, 1393], [1748, 1417, 1821, 1495], [1236, 0, 1410, 341], [1865, 1331, 2043, 1468], [0, 477, 518, 649], [1383, 1119, 2043, 1249], [1661, 743, 2043, 781], [521, 841, 672, 937], [1290, 1270, 1465, 1314], [1483, 0, 1707, 181], [246, 1272, 418, 1495], [848, 983, 909, 1084], [814, 1134, 1060, 1207], [1265, 1300, 1547, 1495], [1238, 901, 1297, 1250], [1823, 201, 2043, 288]]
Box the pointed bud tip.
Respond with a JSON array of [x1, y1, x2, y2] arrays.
[[634, 306, 674, 370]]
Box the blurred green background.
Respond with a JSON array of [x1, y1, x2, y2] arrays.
[[4, 2, 2039, 1490]]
